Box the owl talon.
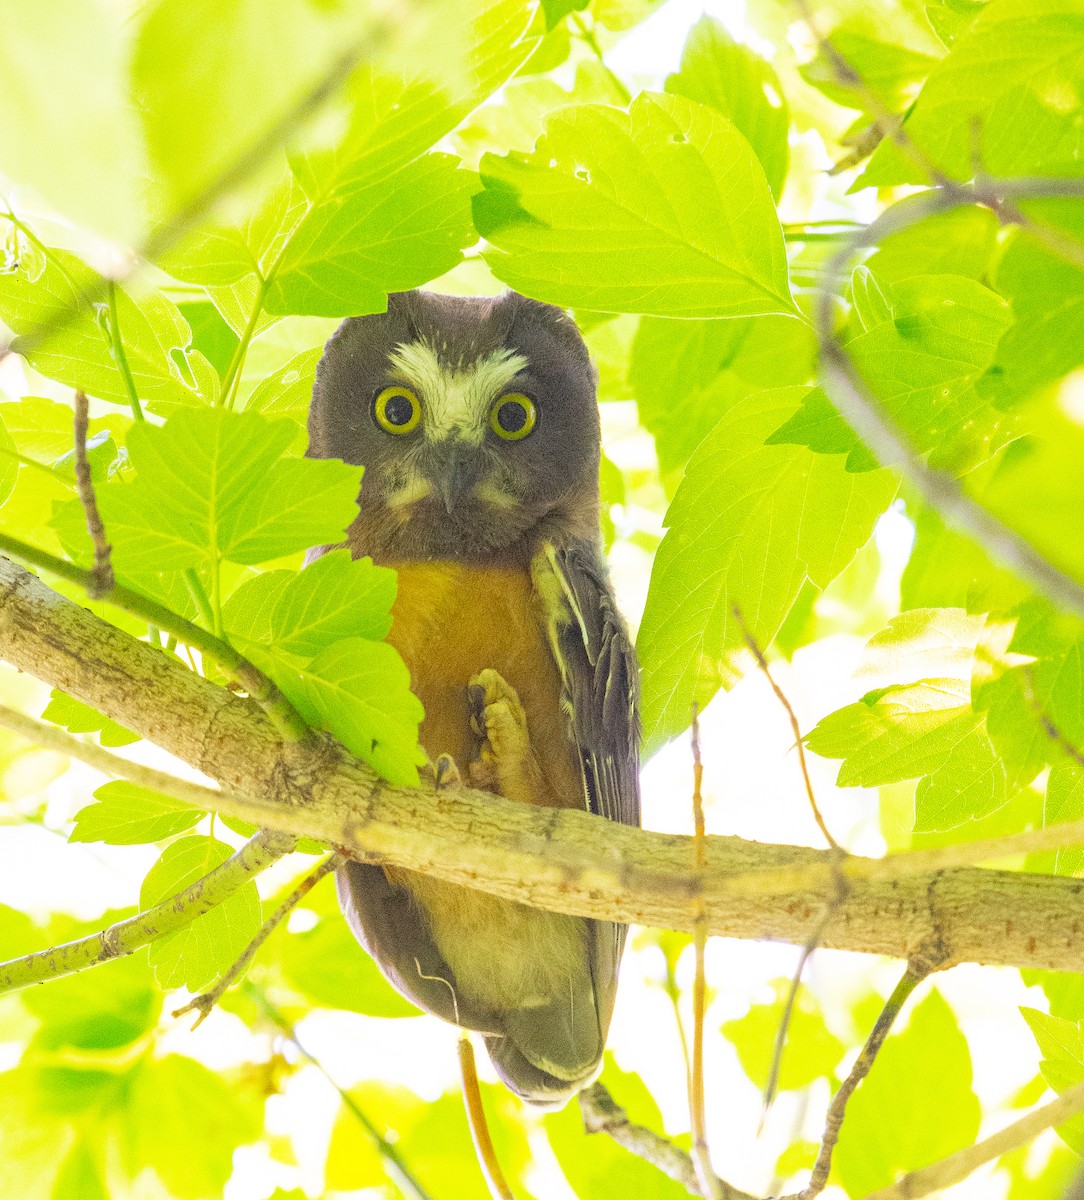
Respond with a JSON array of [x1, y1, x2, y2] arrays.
[[467, 669, 537, 803], [421, 752, 462, 790]]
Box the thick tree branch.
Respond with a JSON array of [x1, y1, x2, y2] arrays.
[[0, 828, 295, 992], [0, 534, 311, 741], [4, 557, 1084, 975]]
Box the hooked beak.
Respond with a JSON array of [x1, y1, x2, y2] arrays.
[[428, 442, 482, 514]]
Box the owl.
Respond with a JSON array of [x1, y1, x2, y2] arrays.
[[307, 289, 641, 1104]]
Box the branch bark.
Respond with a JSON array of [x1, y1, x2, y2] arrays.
[[0, 828, 294, 991], [4, 556, 1084, 974]]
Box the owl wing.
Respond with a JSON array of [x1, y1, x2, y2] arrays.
[[534, 540, 641, 1056], [539, 540, 641, 831]]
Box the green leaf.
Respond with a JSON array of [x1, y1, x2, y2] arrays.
[[131, 0, 374, 213], [806, 677, 1008, 830], [277, 888, 420, 1017], [287, 639, 425, 786], [0, 411, 20, 511], [630, 314, 815, 478], [0, 249, 217, 411], [834, 990, 980, 1196], [126, 1054, 262, 1200], [268, 549, 397, 655], [58, 409, 360, 574], [327, 1081, 528, 1196], [770, 274, 1013, 474], [984, 200, 1084, 408], [23, 949, 161, 1053], [665, 16, 789, 198], [983, 408, 1084, 590], [637, 386, 895, 752], [863, 204, 999, 282], [267, 154, 480, 318], [1021, 1007, 1084, 1152], [244, 346, 322, 418], [722, 980, 846, 1092], [853, 607, 988, 688], [540, 0, 588, 28], [0, 1, 144, 241], [476, 91, 799, 318], [1046, 761, 1084, 876], [800, 27, 938, 113], [139, 836, 263, 992], [51, 1141, 107, 1200], [545, 1056, 689, 1198], [860, 0, 1084, 186], [0, 1069, 74, 1200], [70, 781, 201, 846], [41, 690, 139, 748]]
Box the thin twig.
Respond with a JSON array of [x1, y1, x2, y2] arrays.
[[0, 828, 294, 993], [458, 1036, 517, 1200], [815, 176, 1084, 623], [760, 940, 818, 1127], [175, 851, 343, 1026], [732, 604, 842, 853], [244, 981, 434, 1200], [800, 962, 931, 1198], [864, 1079, 1084, 1200], [689, 706, 720, 1199], [580, 1082, 757, 1200], [72, 390, 114, 598], [0, 536, 311, 742]]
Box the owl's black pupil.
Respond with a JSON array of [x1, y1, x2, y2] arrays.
[[384, 394, 415, 426], [497, 401, 528, 433]]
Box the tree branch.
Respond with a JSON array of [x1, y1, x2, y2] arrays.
[[0, 828, 295, 992], [3, 558, 1084, 976], [175, 851, 343, 1026], [580, 1082, 756, 1200], [863, 1080, 1084, 1200], [0, 534, 311, 742], [72, 390, 114, 597], [815, 177, 1084, 622]]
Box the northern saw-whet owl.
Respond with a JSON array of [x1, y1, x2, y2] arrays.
[[307, 289, 640, 1104]]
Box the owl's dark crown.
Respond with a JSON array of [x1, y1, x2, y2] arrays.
[[308, 290, 602, 564]]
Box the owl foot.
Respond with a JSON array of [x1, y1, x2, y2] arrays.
[[467, 669, 542, 804], [421, 752, 462, 790]]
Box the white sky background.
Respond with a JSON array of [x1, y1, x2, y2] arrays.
[[0, 1, 1065, 1197]]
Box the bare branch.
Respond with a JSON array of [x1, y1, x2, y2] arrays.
[[580, 1082, 757, 1200], [72, 390, 114, 598], [732, 604, 841, 853], [174, 851, 344, 1026], [5, 559, 1084, 975], [0, 828, 294, 993], [863, 1080, 1084, 1200], [800, 962, 932, 1198]]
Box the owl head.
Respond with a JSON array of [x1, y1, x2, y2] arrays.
[[308, 290, 601, 562]]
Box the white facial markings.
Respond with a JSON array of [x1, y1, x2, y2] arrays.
[[384, 470, 433, 508], [387, 339, 529, 445]]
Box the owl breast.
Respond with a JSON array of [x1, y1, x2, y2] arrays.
[[382, 559, 582, 808]]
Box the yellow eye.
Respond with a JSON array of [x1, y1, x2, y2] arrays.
[[374, 386, 421, 435], [489, 393, 537, 441]]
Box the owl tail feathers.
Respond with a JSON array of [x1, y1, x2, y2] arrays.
[[485, 991, 604, 1107]]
